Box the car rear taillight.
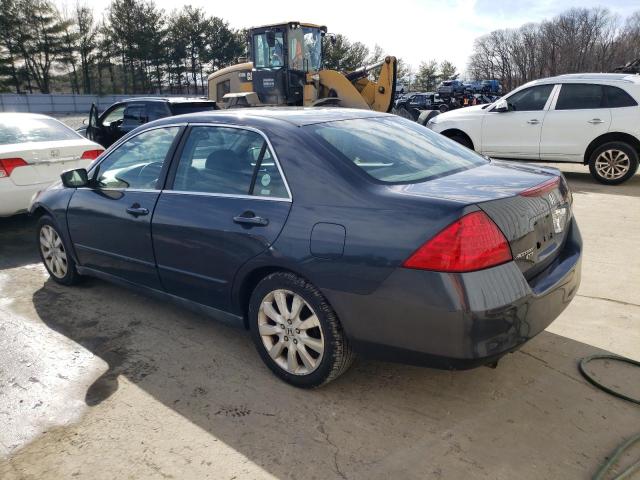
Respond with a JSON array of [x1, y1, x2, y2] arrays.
[[519, 177, 560, 197], [403, 211, 512, 272], [81, 149, 104, 160], [0, 158, 28, 178]]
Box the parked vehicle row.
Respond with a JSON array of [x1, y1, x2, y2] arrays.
[[428, 73, 640, 184], [31, 108, 581, 387]]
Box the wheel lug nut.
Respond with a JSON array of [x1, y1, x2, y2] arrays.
[[280, 324, 285, 328], [287, 320, 292, 325], [293, 339, 298, 344], [284, 336, 289, 341], [295, 329, 300, 334]]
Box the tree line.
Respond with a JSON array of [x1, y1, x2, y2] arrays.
[[0, 0, 245, 94], [468, 7, 640, 92]]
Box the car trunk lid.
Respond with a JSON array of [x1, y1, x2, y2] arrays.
[[0, 139, 99, 186], [392, 160, 573, 277]]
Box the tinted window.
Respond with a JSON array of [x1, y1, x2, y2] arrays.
[[605, 86, 638, 108], [172, 126, 288, 198], [507, 84, 554, 111], [123, 104, 145, 127], [95, 127, 179, 189], [171, 102, 218, 115], [146, 102, 169, 121], [556, 84, 604, 110], [309, 117, 487, 184], [0, 116, 80, 145]]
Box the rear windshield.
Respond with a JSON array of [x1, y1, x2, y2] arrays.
[[0, 116, 80, 145], [170, 102, 217, 115], [308, 117, 487, 184]]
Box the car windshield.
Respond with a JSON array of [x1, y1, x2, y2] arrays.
[[0, 116, 80, 145], [309, 117, 487, 184]]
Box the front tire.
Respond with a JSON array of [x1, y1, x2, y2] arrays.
[[588, 141, 639, 185], [37, 215, 81, 285], [449, 133, 474, 150], [248, 272, 354, 388]]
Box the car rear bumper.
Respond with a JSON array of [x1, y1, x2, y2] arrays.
[[0, 179, 46, 217], [324, 218, 582, 369]]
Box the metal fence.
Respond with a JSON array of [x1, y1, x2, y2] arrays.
[[0, 93, 207, 114]]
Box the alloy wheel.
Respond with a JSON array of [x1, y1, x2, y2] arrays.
[[595, 149, 631, 180], [39, 225, 68, 279], [258, 289, 324, 375]]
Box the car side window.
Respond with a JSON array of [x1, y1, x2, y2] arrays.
[[604, 85, 638, 108], [123, 104, 146, 127], [101, 105, 126, 127], [146, 102, 170, 121], [172, 126, 288, 199], [95, 127, 180, 190], [556, 84, 605, 110], [506, 84, 554, 111]]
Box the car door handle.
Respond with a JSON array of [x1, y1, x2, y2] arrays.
[[588, 118, 604, 124], [126, 205, 149, 217], [527, 119, 540, 125], [233, 212, 269, 227]]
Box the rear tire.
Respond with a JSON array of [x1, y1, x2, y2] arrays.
[[588, 141, 638, 185], [248, 272, 354, 388], [37, 215, 81, 286]]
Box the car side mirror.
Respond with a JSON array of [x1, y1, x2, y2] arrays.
[[61, 168, 89, 188], [493, 99, 509, 112]]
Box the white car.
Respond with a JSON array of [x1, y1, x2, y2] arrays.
[[0, 113, 104, 216], [427, 73, 640, 184]]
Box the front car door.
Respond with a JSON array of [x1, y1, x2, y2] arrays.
[[481, 84, 556, 159], [67, 125, 183, 288], [540, 83, 612, 162], [151, 124, 292, 313]]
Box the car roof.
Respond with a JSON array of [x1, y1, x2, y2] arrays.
[[0, 112, 57, 120], [153, 107, 388, 127], [120, 97, 214, 103], [527, 73, 640, 86]]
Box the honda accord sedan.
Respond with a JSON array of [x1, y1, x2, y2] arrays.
[[30, 108, 582, 388]]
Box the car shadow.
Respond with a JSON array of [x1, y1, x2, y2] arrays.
[[0, 215, 39, 270], [31, 277, 640, 479]]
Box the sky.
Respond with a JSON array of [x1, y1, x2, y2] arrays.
[[77, 0, 639, 75]]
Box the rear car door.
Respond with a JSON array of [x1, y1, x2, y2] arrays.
[[67, 125, 183, 288], [540, 83, 611, 161], [152, 125, 292, 312], [481, 84, 556, 159]]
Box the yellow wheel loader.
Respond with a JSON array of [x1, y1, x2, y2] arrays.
[[208, 22, 397, 112]]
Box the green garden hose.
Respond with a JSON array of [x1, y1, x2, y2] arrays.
[[578, 354, 640, 479]]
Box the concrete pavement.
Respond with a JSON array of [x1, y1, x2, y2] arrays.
[[0, 166, 638, 479]]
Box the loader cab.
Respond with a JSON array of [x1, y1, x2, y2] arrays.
[[250, 22, 326, 106]]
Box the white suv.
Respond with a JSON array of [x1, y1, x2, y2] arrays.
[[427, 73, 640, 184]]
